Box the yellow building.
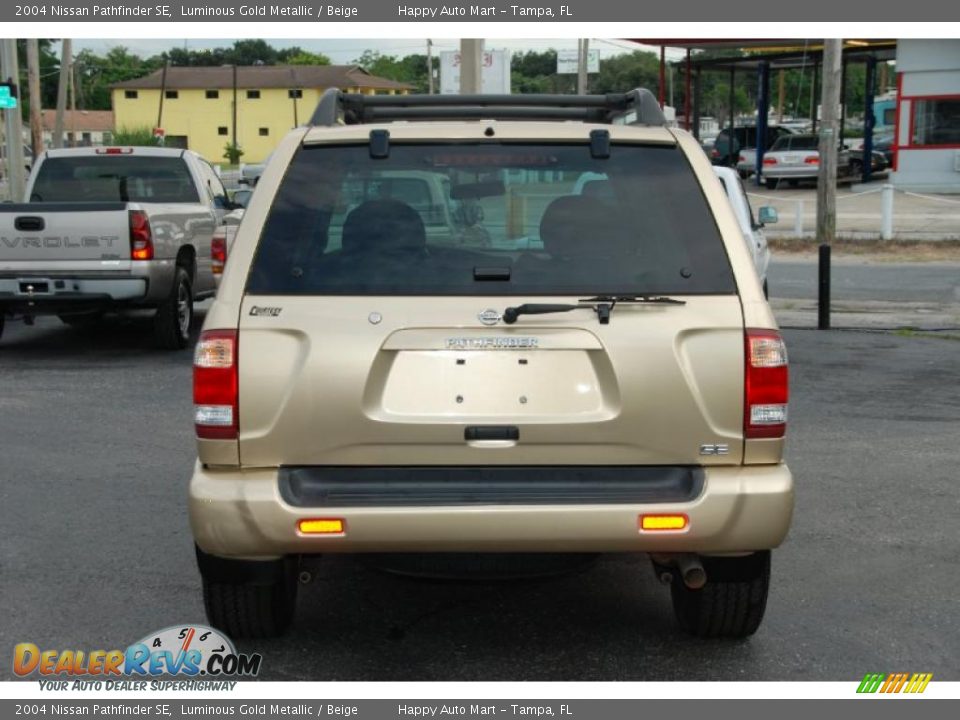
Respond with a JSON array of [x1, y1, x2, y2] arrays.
[[111, 65, 412, 163]]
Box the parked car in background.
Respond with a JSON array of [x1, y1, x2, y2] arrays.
[[711, 125, 795, 176], [870, 132, 896, 167], [239, 152, 274, 187], [761, 134, 852, 189], [0, 146, 239, 347], [713, 166, 776, 296], [848, 145, 888, 175]]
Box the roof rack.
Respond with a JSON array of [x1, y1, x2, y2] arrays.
[[308, 88, 667, 127]]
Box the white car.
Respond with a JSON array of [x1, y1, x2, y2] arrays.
[[713, 166, 776, 296]]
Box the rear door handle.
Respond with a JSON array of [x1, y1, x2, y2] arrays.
[[464, 426, 520, 441]]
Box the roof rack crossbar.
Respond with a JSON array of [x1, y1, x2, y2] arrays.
[[308, 88, 666, 128]]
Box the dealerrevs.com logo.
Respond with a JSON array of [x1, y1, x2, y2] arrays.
[[14, 625, 261, 689]]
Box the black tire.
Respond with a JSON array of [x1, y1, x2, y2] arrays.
[[763, 279, 769, 299], [198, 548, 298, 639], [670, 551, 771, 639], [153, 266, 193, 350], [764, 178, 777, 190], [0, 313, 5, 341], [58, 312, 103, 329]]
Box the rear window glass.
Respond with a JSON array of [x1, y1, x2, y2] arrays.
[[247, 143, 735, 296], [772, 135, 819, 152], [30, 156, 199, 203]]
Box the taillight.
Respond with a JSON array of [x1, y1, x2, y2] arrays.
[[738, 154, 746, 163], [129, 210, 154, 261], [211, 229, 227, 275], [710, 149, 720, 158], [804, 155, 820, 164], [744, 329, 788, 439], [194, 330, 238, 440], [762, 157, 778, 166]]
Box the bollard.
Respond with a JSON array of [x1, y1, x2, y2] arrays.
[[794, 199, 804, 238], [880, 183, 894, 240], [818, 244, 831, 330]]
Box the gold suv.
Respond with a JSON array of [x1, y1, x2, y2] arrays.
[[189, 89, 793, 639]]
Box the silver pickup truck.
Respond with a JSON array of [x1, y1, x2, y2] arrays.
[[0, 146, 237, 348]]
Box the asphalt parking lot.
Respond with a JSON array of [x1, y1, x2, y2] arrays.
[[1, 314, 958, 681]]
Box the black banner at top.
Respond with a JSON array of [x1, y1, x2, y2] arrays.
[[1, 0, 952, 22]]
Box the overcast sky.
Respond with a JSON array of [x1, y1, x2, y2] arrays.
[[68, 38, 667, 62]]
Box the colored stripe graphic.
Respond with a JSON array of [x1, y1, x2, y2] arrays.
[[857, 672, 932, 694], [857, 673, 885, 693]]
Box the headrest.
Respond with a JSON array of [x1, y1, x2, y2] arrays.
[[342, 199, 426, 254]]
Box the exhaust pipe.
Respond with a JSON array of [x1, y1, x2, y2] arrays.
[[676, 554, 707, 590]]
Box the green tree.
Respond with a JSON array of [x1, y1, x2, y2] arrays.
[[277, 47, 331, 66], [74, 46, 163, 110]]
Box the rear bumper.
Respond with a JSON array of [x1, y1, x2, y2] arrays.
[[189, 462, 794, 558], [0, 261, 176, 313]]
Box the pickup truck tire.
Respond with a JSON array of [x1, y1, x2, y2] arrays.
[[670, 551, 771, 639], [0, 314, 4, 340], [153, 267, 193, 350], [199, 552, 298, 639]]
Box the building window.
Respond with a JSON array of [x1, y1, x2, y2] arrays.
[[102, 132, 112, 144], [911, 97, 960, 147], [124, 90, 138, 99], [218, 127, 228, 136], [205, 90, 219, 99], [165, 90, 178, 99], [259, 128, 269, 136], [246, 90, 261, 99], [288, 89, 302, 99]]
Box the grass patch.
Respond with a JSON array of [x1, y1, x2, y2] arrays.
[[769, 237, 960, 261]]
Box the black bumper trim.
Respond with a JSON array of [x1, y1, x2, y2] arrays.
[[279, 466, 704, 508]]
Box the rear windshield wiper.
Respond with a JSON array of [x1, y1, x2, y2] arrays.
[[503, 295, 685, 325]]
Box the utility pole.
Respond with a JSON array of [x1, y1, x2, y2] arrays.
[[816, 38, 843, 331], [54, 38, 70, 149], [459, 39, 483, 95], [777, 69, 785, 122], [27, 40, 43, 157], [427, 39, 434, 95], [1, 39, 27, 201], [577, 39, 589, 95]]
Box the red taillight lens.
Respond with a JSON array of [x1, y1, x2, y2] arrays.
[[762, 157, 778, 166], [744, 329, 788, 439], [129, 210, 154, 261], [710, 149, 720, 158], [194, 330, 238, 440], [211, 230, 227, 275], [804, 155, 820, 164]]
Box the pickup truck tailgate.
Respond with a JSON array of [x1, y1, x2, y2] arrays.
[[0, 203, 131, 267]]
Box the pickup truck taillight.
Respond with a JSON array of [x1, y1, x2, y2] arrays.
[[744, 329, 788, 439], [194, 330, 238, 440], [129, 210, 154, 261], [211, 228, 227, 275]]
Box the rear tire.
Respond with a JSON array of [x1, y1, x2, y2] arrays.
[[670, 551, 771, 638], [153, 266, 193, 350], [764, 178, 777, 190], [197, 547, 298, 639], [0, 314, 5, 340]]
